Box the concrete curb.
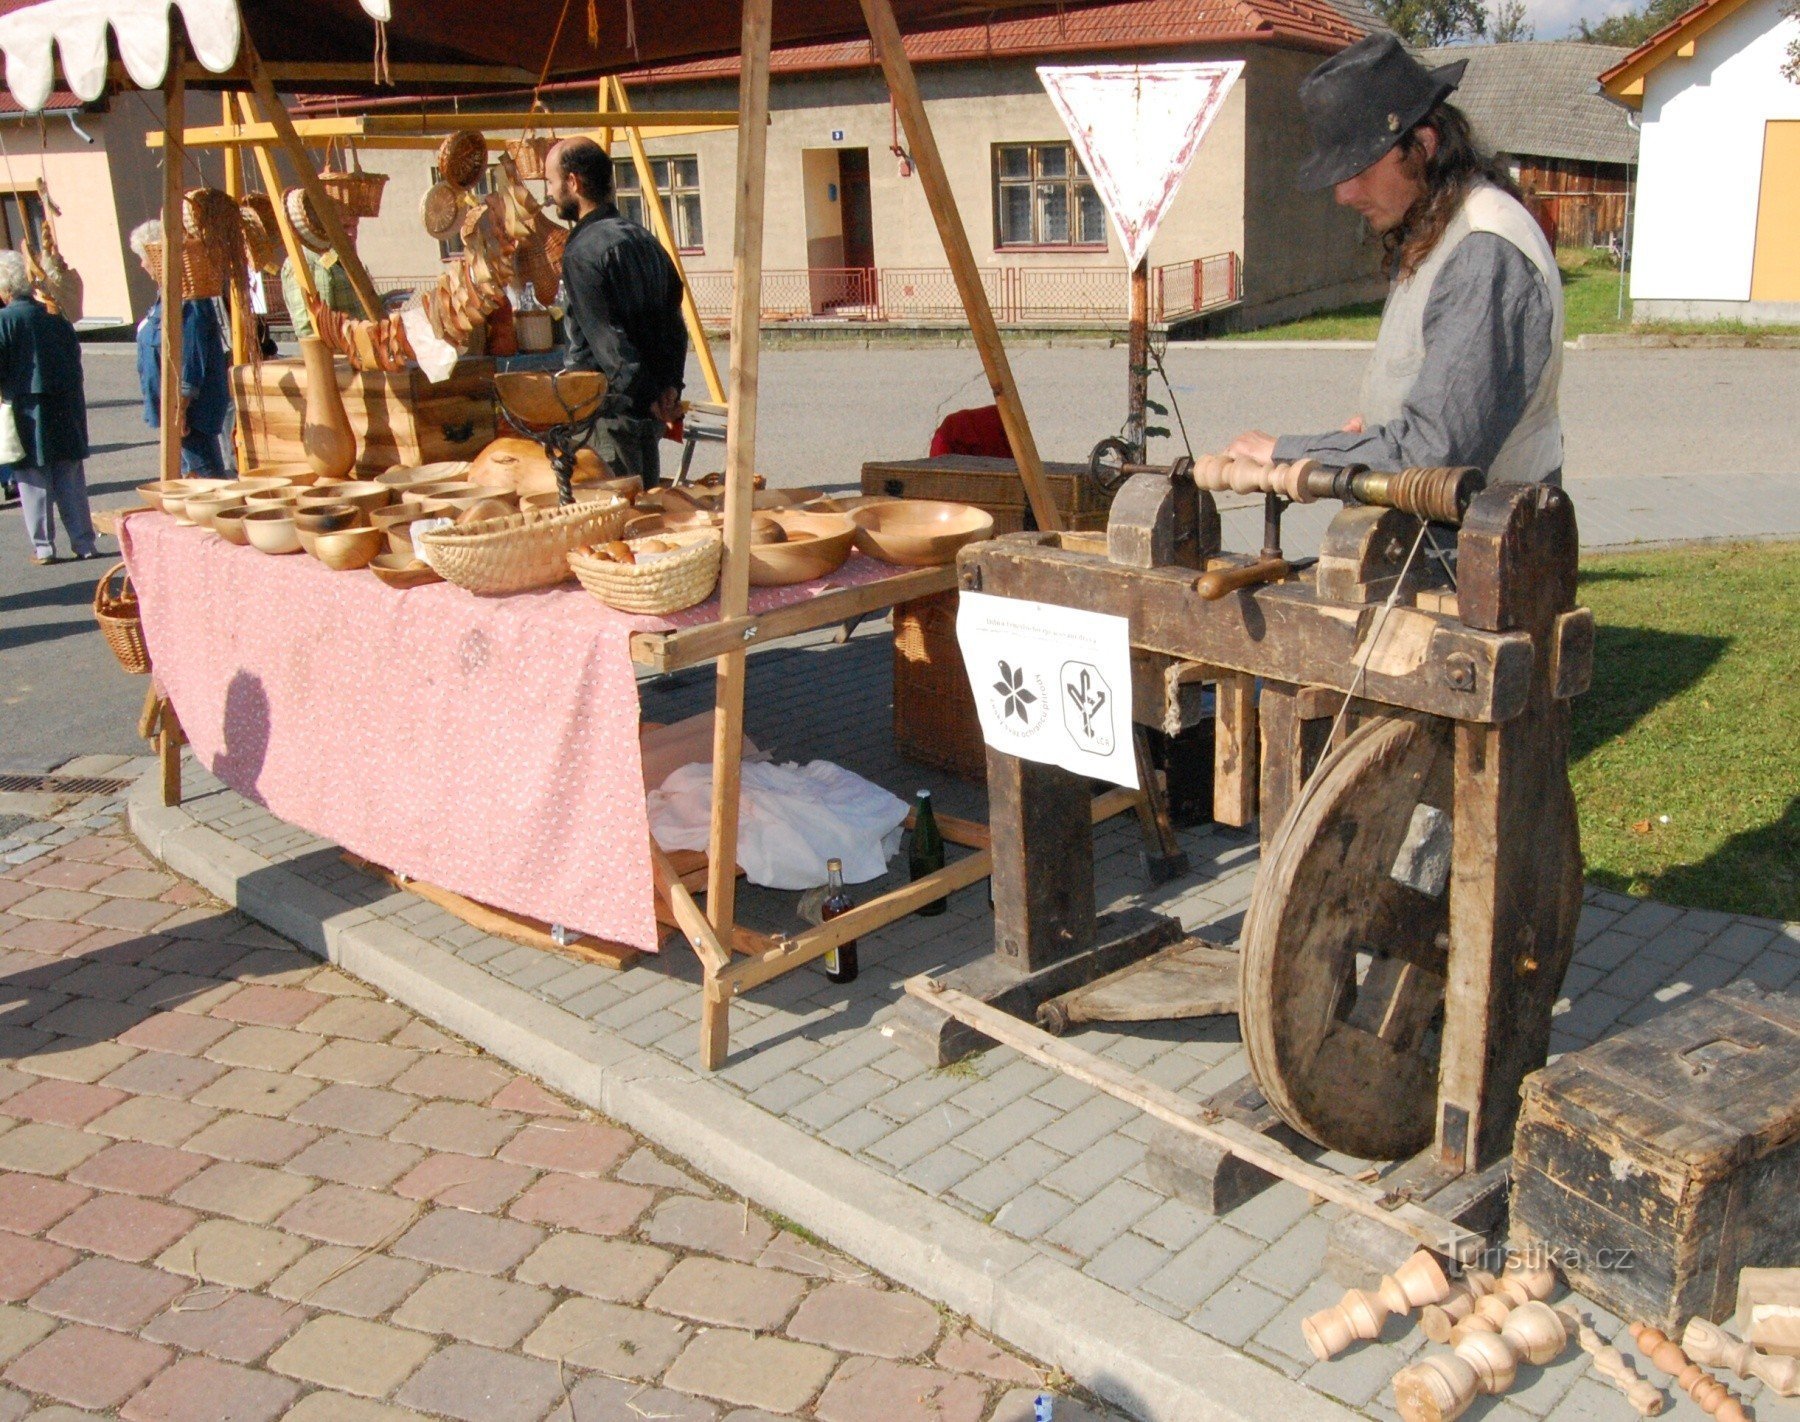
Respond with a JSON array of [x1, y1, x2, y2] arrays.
[[129, 772, 1359, 1422], [1574, 332, 1800, 350]]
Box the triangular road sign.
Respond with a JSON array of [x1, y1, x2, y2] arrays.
[[1039, 62, 1244, 268]]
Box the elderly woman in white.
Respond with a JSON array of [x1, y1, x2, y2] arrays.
[[0, 249, 94, 565]]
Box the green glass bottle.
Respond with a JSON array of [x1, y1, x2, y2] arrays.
[[910, 789, 947, 916]]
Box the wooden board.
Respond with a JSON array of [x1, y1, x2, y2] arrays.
[[862, 455, 1111, 528], [1037, 936, 1239, 1034]]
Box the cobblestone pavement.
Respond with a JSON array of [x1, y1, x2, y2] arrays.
[[0, 768, 1117, 1422]]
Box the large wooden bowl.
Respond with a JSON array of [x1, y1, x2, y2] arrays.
[[183, 488, 247, 530], [310, 526, 384, 571], [243, 488, 301, 510], [850, 499, 994, 567], [243, 508, 302, 555], [213, 507, 252, 546], [747, 511, 856, 586], [294, 502, 368, 536], [136, 479, 205, 513], [401, 481, 482, 506], [241, 462, 320, 486], [493, 370, 607, 428], [299, 481, 391, 515]]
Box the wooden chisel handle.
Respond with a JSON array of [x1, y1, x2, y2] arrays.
[[1196, 557, 1288, 600]]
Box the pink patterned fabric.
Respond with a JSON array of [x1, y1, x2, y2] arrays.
[[656, 552, 907, 629], [121, 514, 662, 952]]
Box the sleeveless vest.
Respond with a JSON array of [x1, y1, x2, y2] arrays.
[[1360, 183, 1565, 484]]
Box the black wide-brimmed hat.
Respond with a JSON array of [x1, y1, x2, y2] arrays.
[[1295, 34, 1468, 192]]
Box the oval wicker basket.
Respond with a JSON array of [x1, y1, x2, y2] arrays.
[[436, 130, 489, 190], [569, 529, 722, 615], [319, 146, 389, 219], [142, 236, 224, 301], [505, 134, 555, 182], [93, 563, 150, 674], [238, 193, 283, 274], [418, 497, 630, 596]]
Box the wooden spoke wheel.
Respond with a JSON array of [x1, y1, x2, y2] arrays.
[[1240, 715, 1457, 1161]]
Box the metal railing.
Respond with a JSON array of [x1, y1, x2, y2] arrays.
[[1153, 252, 1241, 324]]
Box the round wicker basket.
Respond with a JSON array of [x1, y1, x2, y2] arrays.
[[569, 530, 723, 615], [319, 146, 389, 220], [142, 237, 224, 301], [506, 135, 555, 181], [436, 130, 488, 190], [238, 193, 283, 273], [93, 564, 150, 674], [418, 497, 630, 596]]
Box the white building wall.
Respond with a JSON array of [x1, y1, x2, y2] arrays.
[[1630, 0, 1800, 302]]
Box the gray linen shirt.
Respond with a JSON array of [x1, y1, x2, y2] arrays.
[[1270, 234, 1555, 473]]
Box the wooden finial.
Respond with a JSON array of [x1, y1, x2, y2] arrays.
[[1381, 1253, 1454, 1315], [1475, 1294, 1516, 1329], [1556, 1305, 1665, 1415], [1497, 1260, 1559, 1307], [1684, 1318, 1800, 1397], [1303, 1288, 1390, 1361], [1501, 1302, 1570, 1367], [1631, 1321, 1754, 1421], [1456, 1329, 1519, 1395], [1421, 1284, 1480, 1343], [1394, 1354, 1480, 1422]]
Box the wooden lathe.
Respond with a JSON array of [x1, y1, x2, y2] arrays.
[[899, 455, 1594, 1263]]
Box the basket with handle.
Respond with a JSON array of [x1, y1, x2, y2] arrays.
[[142, 235, 224, 301], [237, 192, 283, 274], [318, 141, 389, 220], [569, 529, 722, 615], [93, 563, 151, 674], [418, 497, 630, 596]]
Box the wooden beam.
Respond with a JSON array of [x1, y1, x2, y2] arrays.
[[244, 45, 385, 323], [1213, 672, 1258, 828], [859, 0, 1061, 533], [222, 93, 251, 472], [239, 92, 317, 310], [255, 62, 539, 86], [158, 46, 186, 487], [148, 110, 742, 148], [906, 977, 1485, 1260], [649, 843, 732, 975]]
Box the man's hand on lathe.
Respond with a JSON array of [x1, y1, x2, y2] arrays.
[[1227, 431, 1277, 463]]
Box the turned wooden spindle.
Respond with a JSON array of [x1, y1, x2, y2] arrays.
[[1555, 1305, 1665, 1416], [1496, 1260, 1560, 1308], [1631, 1324, 1751, 1422], [1475, 1294, 1517, 1329], [1395, 1354, 1479, 1422], [1421, 1271, 1503, 1343], [1395, 1299, 1573, 1422], [1684, 1319, 1800, 1397], [1449, 1314, 1501, 1346], [1303, 1288, 1390, 1361], [1381, 1252, 1455, 1316]]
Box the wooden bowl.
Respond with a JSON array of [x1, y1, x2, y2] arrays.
[[241, 462, 320, 487], [310, 526, 384, 571], [849, 499, 994, 567], [137, 479, 207, 513], [425, 491, 512, 516], [402, 481, 482, 506], [299, 481, 390, 515], [375, 462, 470, 495], [243, 508, 302, 555], [493, 369, 607, 428], [293, 502, 368, 535], [212, 506, 252, 546], [520, 485, 633, 516], [369, 552, 444, 589], [184, 489, 248, 530], [380, 509, 449, 558], [372, 502, 434, 532], [243, 488, 301, 510], [747, 511, 856, 586]]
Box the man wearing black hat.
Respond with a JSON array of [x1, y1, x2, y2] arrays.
[[1230, 34, 1564, 484]]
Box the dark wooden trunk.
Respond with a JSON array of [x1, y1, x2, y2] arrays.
[[1510, 983, 1800, 1331]]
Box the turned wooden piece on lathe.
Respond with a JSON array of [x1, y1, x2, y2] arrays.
[[1631, 1324, 1751, 1422], [1684, 1318, 1800, 1397], [1557, 1305, 1665, 1416], [1185, 454, 1483, 524], [1394, 1302, 1573, 1422]]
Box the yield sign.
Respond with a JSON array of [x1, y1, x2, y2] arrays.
[[1038, 62, 1244, 269]]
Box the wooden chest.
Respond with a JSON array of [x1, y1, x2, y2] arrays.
[[860, 454, 1114, 533], [893, 590, 986, 782], [232, 357, 496, 473], [1510, 983, 1800, 1330]]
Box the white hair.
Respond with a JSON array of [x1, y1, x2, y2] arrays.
[[0, 250, 31, 300], [128, 219, 164, 263]]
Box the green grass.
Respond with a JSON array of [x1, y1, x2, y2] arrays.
[[1571, 542, 1800, 921], [1227, 247, 1800, 342]]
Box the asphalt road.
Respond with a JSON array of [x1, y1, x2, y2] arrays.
[[3, 340, 1796, 772]]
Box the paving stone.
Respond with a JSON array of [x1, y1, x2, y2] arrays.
[[0, 1307, 53, 1368], [391, 1102, 523, 1158], [2, 1322, 171, 1411], [551, 1377, 720, 1422], [79, 897, 182, 934], [507, 1173, 653, 1236], [991, 1388, 1113, 1422], [515, 1233, 674, 1302], [182, 1113, 318, 1165], [394, 1342, 564, 1422], [276, 1183, 420, 1248], [115, 1013, 235, 1062], [281, 1393, 424, 1422], [392, 1207, 543, 1275], [786, 1281, 940, 1359], [391, 1152, 535, 1213], [496, 1120, 633, 1177], [934, 1329, 1042, 1385], [294, 997, 411, 1042], [1082, 1231, 1174, 1293], [155, 1219, 311, 1289], [287, 1083, 417, 1136], [46, 1193, 197, 1262], [28, 1256, 188, 1330], [172, 1162, 315, 1224], [644, 1195, 776, 1263], [290, 1038, 417, 1086], [814, 1356, 989, 1422], [140, 1288, 304, 1362], [1131, 1198, 1214, 1253], [1140, 1224, 1264, 1313], [191, 1067, 322, 1118], [89, 869, 177, 901], [85, 1093, 217, 1147], [283, 1131, 424, 1190], [266, 1315, 436, 1398], [662, 1329, 837, 1414], [212, 985, 330, 1028], [392, 1270, 556, 1348], [1189, 1278, 1290, 1348], [97, 1049, 229, 1100], [646, 1256, 807, 1331], [267, 1247, 427, 1318], [615, 1147, 711, 1196], [1241, 1213, 1333, 1299], [757, 1233, 868, 1283], [119, 1354, 299, 1422], [218, 949, 317, 985], [0, 1079, 125, 1129], [6, 890, 105, 924], [388, 1054, 513, 1103], [203, 1026, 321, 1073], [13, 1039, 136, 1085], [990, 1186, 1076, 1242], [0, 1123, 105, 1177], [0, 1176, 89, 1234], [522, 1296, 689, 1379], [487, 1078, 577, 1118]]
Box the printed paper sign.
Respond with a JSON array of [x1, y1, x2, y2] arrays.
[[956, 591, 1138, 789], [1038, 62, 1244, 268]]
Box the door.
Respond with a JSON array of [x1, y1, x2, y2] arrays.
[[839, 148, 874, 275], [1750, 121, 1800, 303]]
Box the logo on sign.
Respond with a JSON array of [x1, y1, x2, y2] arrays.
[[830, 128, 846, 142], [1060, 661, 1115, 755], [990, 659, 1047, 735]]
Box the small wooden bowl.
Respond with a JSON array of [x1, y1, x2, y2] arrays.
[[243, 508, 302, 555], [382, 510, 450, 558], [747, 510, 856, 586], [137, 479, 209, 513], [310, 526, 384, 571], [299, 481, 390, 515], [369, 552, 444, 589], [212, 506, 252, 546], [184, 490, 247, 530], [850, 499, 994, 567], [293, 502, 368, 535], [244, 488, 301, 510], [520, 486, 632, 516], [402, 481, 483, 506], [241, 462, 320, 487]]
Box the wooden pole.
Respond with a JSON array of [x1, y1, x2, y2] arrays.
[[239, 93, 318, 310], [858, 0, 1062, 533], [222, 93, 252, 471], [243, 42, 384, 322], [699, 0, 774, 1070], [1127, 257, 1149, 460], [610, 76, 727, 405], [158, 45, 187, 486]]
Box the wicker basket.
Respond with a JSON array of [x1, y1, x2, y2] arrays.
[[319, 147, 390, 220], [894, 589, 987, 781], [238, 193, 282, 274], [569, 530, 722, 615], [419, 497, 630, 596], [142, 236, 224, 301], [506, 135, 555, 181], [436, 130, 488, 190], [93, 563, 151, 675]]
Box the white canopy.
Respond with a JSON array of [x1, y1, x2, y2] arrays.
[[0, 0, 388, 111]]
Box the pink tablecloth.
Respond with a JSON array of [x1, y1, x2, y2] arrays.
[[121, 513, 662, 952]]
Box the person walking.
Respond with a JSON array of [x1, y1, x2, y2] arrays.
[[0, 249, 94, 565], [130, 220, 232, 476]]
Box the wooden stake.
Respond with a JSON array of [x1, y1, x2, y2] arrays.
[[158, 47, 187, 486], [243, 43, 384, 322], [1127, 257, 1149, 458], [222, 93, 252, 471], [700, 0, 774, 1070], [240, 93, 318, 309], [858, 0, 1062, 533]]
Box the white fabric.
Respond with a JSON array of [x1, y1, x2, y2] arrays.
[[1360, 183, 1566, 484], [0, 0, 387, 111], [0, 400, 23, 464], [648, 759, 909, 892]]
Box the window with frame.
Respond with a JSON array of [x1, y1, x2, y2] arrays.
[[614, 155, 703, 251], [0, 190, 47, 253], [993, 142, 1106, 249]]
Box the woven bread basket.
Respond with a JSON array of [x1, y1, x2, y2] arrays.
[[238, 193, 283, 273], [505, 134, 554, 181], [319, 146, 389, 219], [436, 130, 488, 190], [419, 497, 630, 596], [569, 529, 722, 615], [93, 563, 150, 674], [142, 236, 224, 301]]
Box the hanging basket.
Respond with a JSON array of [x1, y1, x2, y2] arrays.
[[505, 135, 555, 182], [436, 130, 488, 191], [238, 193, 283, 274], [319, 143, 389, 220], [142, 237, 224, 301], [93, 563, 151, 674]]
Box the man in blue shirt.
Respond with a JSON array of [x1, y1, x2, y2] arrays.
[[130, 220, 232, 477]]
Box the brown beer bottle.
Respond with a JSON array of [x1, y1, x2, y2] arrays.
[[821, 857, 859, 983]]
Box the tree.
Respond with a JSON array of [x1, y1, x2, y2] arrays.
[[1573, 0, 1691, 46], [1373, 0, 1489, 46], [1490, 0, 1535, 41], [1785, 0, 1799, 81]]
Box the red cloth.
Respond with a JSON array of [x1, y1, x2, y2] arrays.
[[929, 404, 1012, 459]]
